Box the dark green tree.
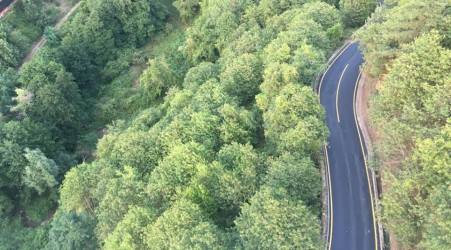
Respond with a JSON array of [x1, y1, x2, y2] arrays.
[[340, 0, 376, 27], [46, 212, 97, 250]]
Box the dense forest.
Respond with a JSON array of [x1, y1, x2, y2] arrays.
[[0, 0, 378, 249], [357, 0, 450, 249], [5, 0, 448, 249]]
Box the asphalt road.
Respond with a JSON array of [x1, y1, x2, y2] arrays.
[[319, 42, 378, 250], [0, 0, 13, 13]]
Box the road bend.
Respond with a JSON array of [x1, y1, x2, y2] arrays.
[[320, 42, 378, 250]]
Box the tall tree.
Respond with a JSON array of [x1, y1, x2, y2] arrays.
[[145, 199, 224, 249], [236, 188, 321, 249], [340, 0, 376, 27], [46, 212, 97, 250], [22, 148, 59, 195]]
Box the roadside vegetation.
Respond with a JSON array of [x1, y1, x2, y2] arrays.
[[357, 0, 450, 249], [0, 0, 79, 69], [1, 0, 378, 249]]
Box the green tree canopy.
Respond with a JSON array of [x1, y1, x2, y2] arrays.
[[104, 206, 156, 250], [46, 211, 97, 250], [22, 148, 59, 195], [340, 0, 376, 27], [145, 199, 224, 249], [236, 188, 321, 249]]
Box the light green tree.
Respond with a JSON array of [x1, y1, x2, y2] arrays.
[[22, 148, 59, 195], [140, 57, 176, 103], [340, 0, 376, 27], [173, 0, 201, 22], [145, 199, 224, 249], [104, 206, 156, 250], [265, 153, 321, 210], [236, 188, 321, 249], [220, 53, 263, 105], [95, 166, 146, 242]]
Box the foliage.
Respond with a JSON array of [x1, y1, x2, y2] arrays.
[[261, 83, 328, 155], [139, 57, 176, 103], [339, 0, 376, 27], [370, 32, 450, 165], [145, 199, 224, 249], [1, 0, 348, 248], [22, 148, 59, 195], [356, 0, 451, 75], [265, 153, 321, 210], [358, 3, 451, 248], [46, 211, 97, 250], [382, 124, 450, 248], [95, 166, 146, 242], [104, 206, 156, 250], [173, 0, 200, 22], [236, 188, 321, 249]]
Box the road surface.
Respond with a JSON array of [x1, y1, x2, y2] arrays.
[[0, 0, 15, 17], [319, 42, 379, 250], [0, 0, 13, 11]]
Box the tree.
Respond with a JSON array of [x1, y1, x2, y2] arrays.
[[263, 83, 327, 155], [184, 0, 247, 63], [340, 0, 376, 27], [140, 57, 177, 103], [208, 143, 264, 225], [22, 148, 59, 195], [18, 57, 83, 133], [255, 0, 306, 24], [145, 199, 224, 249], [95, 166, 146, 242], [382, 123, 451, 248], [104, 206, 156, 250], [356, 0, 450, 75], [147, 142, 208, 210], [96, 0, 168, 46], [96, 130, 164, 175], [59, 163, 100, 214], [182, 62, 219, 90], [20, 0, 52, 28], [420, 185, 451, 249], [173, 0, 201, 22], [256, 63, 299, 112], [236, 188, 321, 249], [220, 53, 263, 105], [265, 153, 321, 210], [0, 66, 18, 115], [370, 32, 450, 163], [0, 25, 19, 70], [46, 212, 97, 250], [218, 104, 258, 145], [0, 193, 13, 218], [292, 43, 326, 84]]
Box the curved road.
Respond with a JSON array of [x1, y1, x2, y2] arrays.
[[319, 42, 379, 250]]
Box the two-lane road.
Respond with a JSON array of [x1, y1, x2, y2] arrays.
[[319, 42, 379, 250]]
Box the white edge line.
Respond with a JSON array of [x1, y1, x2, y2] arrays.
[[352, 70, 379, 250], [324, 145, 334, 250]]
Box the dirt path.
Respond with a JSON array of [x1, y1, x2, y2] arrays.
[[21, 1, 81, 65]]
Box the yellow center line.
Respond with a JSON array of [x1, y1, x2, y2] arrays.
[[352, 70, 379, 250], [336, 64, 349, 123]]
